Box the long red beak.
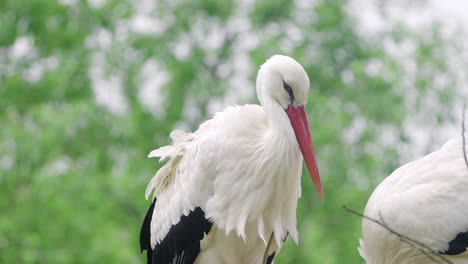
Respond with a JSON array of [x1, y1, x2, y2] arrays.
[[286, 105, 323, 200]]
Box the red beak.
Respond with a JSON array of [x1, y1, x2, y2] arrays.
[[286, 105, 323, 200]]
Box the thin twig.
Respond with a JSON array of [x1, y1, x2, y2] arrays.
[[462, 104, 468, 171], [342, 205, 453, 264], [377, 212, 449, 264]]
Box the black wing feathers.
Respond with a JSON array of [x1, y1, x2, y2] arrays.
[[266, 252, 275, 264], [140, 199, 212, 264], [441, 230, 468, 255], [153, 207, 212, 264], [140, 198, 157, 262]]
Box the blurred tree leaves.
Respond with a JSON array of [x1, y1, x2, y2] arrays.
[[1, 0, 465, 263]]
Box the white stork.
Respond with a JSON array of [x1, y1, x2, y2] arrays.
[[140, 55, 323, 264], [359, 137, 468, 264]]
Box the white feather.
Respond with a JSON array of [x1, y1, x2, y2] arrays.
[[359, 136, 468, 264]]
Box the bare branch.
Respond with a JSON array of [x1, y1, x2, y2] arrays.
[[342, 205, 453, 264], [462, 104, 468, 171]]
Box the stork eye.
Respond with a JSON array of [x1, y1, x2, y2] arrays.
[[283, 81, 295, 104]]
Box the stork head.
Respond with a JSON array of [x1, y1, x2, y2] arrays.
[[256, 55, 323, 200]]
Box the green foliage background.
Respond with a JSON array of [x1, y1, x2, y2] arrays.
[[1, 0, 465, 263]]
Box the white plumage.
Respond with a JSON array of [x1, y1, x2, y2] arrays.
[[359, 137, 468, 264], [140, 55, 322, 264]]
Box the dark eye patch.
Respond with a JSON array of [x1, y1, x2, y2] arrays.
[[283, 81, 295, 104]]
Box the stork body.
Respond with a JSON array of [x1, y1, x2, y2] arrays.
[[140, 55, 322, 264], [359, 137, 468, 264]]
